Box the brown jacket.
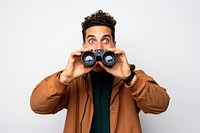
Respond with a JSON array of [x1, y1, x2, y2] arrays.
[[30, 66, 170, 133]]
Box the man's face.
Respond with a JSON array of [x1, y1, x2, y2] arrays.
[[82, 26, 116, 71], [82, 26, 116, 50]]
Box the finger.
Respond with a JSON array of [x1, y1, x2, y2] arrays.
[[98, 61, 111, 72], [71, 48, 90, 57], [107, 48, 124, 55], [106, 47, 117, 52], [114, 49, 125, 55]]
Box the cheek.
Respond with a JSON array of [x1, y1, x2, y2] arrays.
[[105, 43, 116, 49], [82, 44, 87, 48]]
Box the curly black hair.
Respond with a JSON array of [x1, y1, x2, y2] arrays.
[[81, 10, 117, 42]]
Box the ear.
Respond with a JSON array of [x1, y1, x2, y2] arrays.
[[113, 41, 116, 47], [82, 42, 85, 48]]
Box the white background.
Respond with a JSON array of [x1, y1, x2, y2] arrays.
[[0, 0, 200, 133]]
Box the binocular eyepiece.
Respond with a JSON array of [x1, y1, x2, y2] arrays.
[[81, 49, 117, 67]]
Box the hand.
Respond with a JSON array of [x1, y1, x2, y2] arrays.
[[59, 48, 96, 85], [98, 48, 131, 80]]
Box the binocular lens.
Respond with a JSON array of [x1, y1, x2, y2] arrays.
[[103, 52, 116, 66], [84, 55, 94, 63], [81, 52, 96, 66]]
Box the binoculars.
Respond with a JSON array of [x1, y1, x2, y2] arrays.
[[81, 49, 117, 67]]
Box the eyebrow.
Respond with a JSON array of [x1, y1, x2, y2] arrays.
[[86, 34, 112, 39], [102, 34, 112, 39], [86, 35, 95, 39]]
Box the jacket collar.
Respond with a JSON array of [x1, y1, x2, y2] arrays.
[[110, 76, 124, 104], [83, 73, 124, 104]]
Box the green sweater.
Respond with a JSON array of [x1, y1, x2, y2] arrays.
[[89, 71, 114, 133]]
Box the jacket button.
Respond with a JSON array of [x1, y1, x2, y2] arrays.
[[110, 107, 114, 112]]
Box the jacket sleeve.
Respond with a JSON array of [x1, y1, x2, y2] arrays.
[[30, 71, 69, 114], [127, 70, 170, 114]]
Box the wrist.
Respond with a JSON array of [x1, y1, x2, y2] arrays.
[[124, 69, 135, 85], [59, 71, 72, 85]]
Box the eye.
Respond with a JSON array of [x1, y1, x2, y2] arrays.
[[102, 38, 110, 44], [88, 39, 95, 44]]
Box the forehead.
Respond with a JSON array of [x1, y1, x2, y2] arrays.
[[85, 26, 112, 37]]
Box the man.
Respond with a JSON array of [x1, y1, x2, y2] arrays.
[[30, 10, 170, 133]]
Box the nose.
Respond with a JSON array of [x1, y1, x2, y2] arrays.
[[96, 42, 104, 50]]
